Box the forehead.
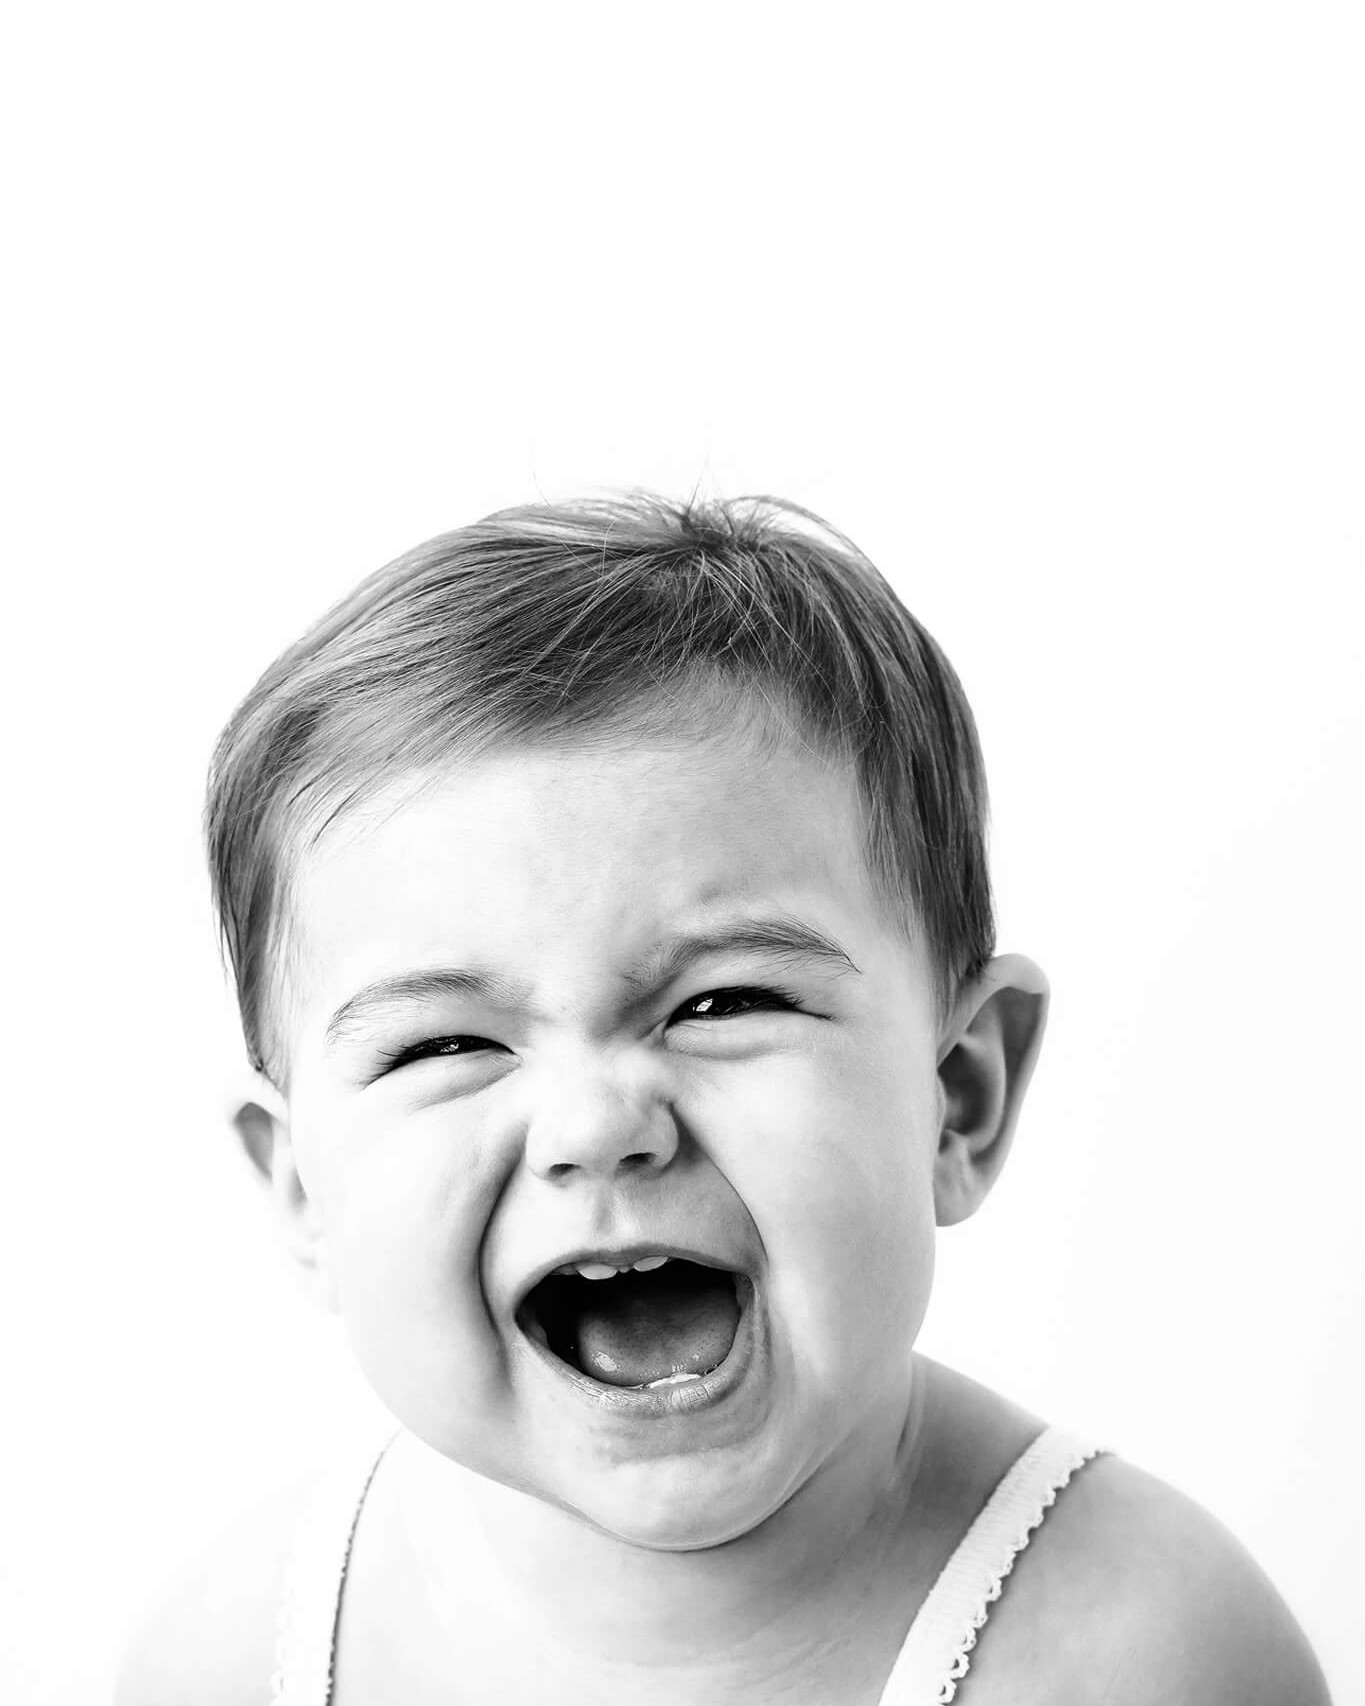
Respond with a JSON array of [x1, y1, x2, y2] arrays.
[[284, 723, 885, 1024]]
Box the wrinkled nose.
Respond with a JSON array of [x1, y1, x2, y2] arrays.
[[523, 1058, 679, 1182]]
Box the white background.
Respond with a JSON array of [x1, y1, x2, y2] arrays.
[[2, 5, 1362, 1702]]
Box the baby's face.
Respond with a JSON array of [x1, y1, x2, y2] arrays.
[[280, 716, 945, 1547]]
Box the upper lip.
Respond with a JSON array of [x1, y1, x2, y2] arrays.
[[514, 1242, 751, 1312]]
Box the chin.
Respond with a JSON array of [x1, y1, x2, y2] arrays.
[[566, 1455, 795, 1551]]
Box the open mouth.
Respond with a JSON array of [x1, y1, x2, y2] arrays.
[[518, 1256, 744, 1391]]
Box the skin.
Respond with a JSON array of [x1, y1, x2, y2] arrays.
[[117, 714, 1333, 1704], [282, 726, 953, 1547], [241, 716, 1049, 1696]]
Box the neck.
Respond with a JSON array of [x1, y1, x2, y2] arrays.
[[391, 1363, 932, 1684]]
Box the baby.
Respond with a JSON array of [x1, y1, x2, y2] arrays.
[[121, 495, 1328, 1704]]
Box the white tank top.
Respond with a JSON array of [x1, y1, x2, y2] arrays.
[[272, 1427, 1103, 1706]]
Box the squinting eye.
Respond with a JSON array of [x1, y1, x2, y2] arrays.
[[671, 986, 801, 1023], [376, 1034, 507, 1073]]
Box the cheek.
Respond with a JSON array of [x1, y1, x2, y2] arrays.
[[715, 1049, 938, 1338], [301, 1103, 515, 1408]]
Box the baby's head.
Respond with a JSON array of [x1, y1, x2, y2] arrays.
[[207, 495, 1047, 1547]]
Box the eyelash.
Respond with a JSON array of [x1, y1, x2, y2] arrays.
[[673, 984, 802, 1022], [373, 985, 804, 1073]]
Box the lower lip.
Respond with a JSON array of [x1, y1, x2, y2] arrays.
[[518, 1275, 760, 1420]]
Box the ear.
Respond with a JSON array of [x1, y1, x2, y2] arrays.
[[934, 953, 1049, 1227], [230, 1075, 339, 1311]]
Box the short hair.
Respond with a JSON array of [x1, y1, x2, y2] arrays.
[[206, 493, 994, 1084]]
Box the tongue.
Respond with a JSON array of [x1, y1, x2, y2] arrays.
[[576, 1267, 740, 1388]]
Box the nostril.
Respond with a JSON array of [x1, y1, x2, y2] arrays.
[[543, 1153, 654, 1181]]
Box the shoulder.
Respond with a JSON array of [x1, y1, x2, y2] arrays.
[[114, 1476, 307, 1706], [966, 1449, 1331, 1705]]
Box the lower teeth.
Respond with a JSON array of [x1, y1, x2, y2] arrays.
[[634, 1364, 730, 1392]]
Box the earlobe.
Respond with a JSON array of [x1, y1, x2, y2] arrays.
[[934, 953, 1049, 1227], [229, 1078, 338, 1311]]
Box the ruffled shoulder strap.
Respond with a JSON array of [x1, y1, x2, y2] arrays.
[[880, 1426, 1105, 1704], [271, 1432, 397, 1706]]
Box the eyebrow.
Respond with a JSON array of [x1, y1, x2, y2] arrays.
[[323, 916, 860, 1053], [324, 967, 531, 1052], [622, 917, 861, 995]]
